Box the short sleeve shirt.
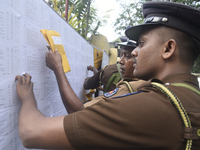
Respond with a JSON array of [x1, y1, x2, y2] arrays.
[[83, 78, 145, 108], [64, 74, 200, 150]]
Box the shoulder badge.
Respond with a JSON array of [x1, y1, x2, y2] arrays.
[[110, 91, 143, 99], [104, 88, 119, 98]]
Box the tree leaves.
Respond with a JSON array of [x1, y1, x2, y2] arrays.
[[113, 0, 144, 35], [48, 0, 98, 39]]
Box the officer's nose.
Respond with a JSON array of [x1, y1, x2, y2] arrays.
[[118, 56, 124, 65], [131, 48, 138, 58]]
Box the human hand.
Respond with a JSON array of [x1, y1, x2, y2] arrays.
[[15, 73, 35, 102], [45, 49, 63, 72], [87, 65, 94, 71], [87, 65, 98, 74], [97, 86, 104, 91]]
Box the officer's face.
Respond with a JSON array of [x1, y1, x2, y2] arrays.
[[119, 48, 135, 78], [131, 28, 164, 80]]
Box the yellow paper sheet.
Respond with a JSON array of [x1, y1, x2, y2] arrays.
[[40, 29, 71, 73]]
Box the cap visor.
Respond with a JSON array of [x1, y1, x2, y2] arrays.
[[117, 42, 136, 48], [125, 23, 159, 41]]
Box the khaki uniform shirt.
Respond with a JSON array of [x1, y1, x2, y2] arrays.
[[64, 74, 200, 150], [84, 78, 145, 107]]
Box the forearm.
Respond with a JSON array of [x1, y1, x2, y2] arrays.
[[92, 67, 98, 74], [16, 73, 74, 149], [87, 65, 98, 74], [19, 95, 45, 145], [19, 98, 74, 149], [54, 67, 84, 114], [84, 71, 101, 89]]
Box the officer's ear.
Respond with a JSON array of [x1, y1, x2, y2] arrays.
[[162, 39, 177, 60]]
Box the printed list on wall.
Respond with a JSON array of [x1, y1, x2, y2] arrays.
[[0, 0, 94, 149]]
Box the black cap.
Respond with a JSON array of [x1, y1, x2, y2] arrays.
[[125, 1, 200, 44], [120, 36, 128, 42], [117, 39, 137, 48]]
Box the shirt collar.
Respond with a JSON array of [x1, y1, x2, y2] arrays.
[[161, 74, 199, 88], [137, 74, 199, 90]]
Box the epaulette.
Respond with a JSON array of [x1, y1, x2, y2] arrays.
[[151, 82, 200, 150]]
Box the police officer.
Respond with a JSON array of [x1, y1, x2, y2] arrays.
[[15, 1, 200, 149], [84, 39, 137, 93], [83, 39, 145, 107]]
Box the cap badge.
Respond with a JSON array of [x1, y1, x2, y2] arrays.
[[144, 16, 168, 23], [144, 17, 154, 23], [162, 17, 168, 22]]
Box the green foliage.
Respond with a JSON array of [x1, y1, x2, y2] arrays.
[[170, 0, 200, 8], [67, 0, 97, 39], [47, 0, 98, 39], [48, 0, 85, 32], [114, 0, 145, 35], [192, 55, 200, 73], [47, 0, 111, 40], [49, 0, 66, 15], [68, 11, 84, 31]]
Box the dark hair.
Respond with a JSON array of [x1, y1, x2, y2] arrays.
[[178, 33, 200, 64], [157, 25, 200, 65]]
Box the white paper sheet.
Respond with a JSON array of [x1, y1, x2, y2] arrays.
[[0, 0, 94, 149]]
